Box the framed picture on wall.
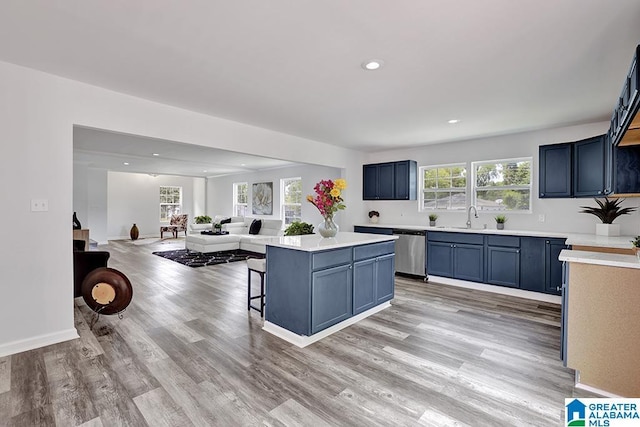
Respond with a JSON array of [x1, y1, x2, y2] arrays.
[[252, 182, 273, 215]]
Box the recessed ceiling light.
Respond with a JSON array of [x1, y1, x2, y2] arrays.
[[241, 163, 246, 166], [123, 162, 130, 165], [448, 119, 460, 124], [152, 153, 159, 156], [203, 170, 207, 173], [362, 59, 384, 71]]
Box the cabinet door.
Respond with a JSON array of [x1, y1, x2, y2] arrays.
[[486, 246, 520, 288], [363, 164, 379, 200], [353, 258, 376, 315], [573, 135, 605, 197], [426, 241, 454, 277], [519, 237, 546, 293], [539, 143, 572, 198], [311, 264, 352, 334], [453, 244, 484, 283], [545, 239, 565, 295], [378, 163, 395, 199], [394, 160, 417, 201], [375, 253, 395, 304]]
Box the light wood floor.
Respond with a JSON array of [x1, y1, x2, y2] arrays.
[[1, 238, 596, 426]]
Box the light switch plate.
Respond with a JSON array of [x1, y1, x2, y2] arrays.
[[31, 199, 49, 212], [538, 214, 545, 222]]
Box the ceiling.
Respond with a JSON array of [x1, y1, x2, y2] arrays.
[[2, 1, 640, 161]]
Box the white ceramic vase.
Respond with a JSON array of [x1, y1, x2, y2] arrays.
[[595, 223, 620, 236]]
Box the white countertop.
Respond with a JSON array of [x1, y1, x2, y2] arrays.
[[265, 231, 398, 252], [355, 223, 636, 249], [559, 249, 640, 269]]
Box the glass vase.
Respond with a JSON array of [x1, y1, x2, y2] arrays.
[[318, 215, 339, 238]]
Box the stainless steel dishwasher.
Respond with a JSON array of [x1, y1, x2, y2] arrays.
[[392, 229, 426, 278]]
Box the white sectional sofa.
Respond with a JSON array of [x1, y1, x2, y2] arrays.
[[185, 217, 283, 254]]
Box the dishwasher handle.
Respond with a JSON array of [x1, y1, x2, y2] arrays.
[[392, 229, 426, 236]]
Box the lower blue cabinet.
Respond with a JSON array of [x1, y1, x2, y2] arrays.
[[426, 241, 454, 277], [453, 244, 484, 282], [353, 252, 395, 315], [311, 264, 353, 334], [486, 246, 520, 288]]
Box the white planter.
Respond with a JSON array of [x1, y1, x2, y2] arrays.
[[369, 216, 379, 224], [596, 223, 620, 236]]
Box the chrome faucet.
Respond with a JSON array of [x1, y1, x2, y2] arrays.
[[466, 205, 478, 229]]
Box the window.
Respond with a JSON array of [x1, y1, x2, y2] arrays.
[[233, 182, 248, 217], [472, 158, 532, 212], [419, 164, 467, 210], [281, 177, 302, 225], [159, 186, 182, 221]]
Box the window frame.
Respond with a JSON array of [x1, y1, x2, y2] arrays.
[[418, 162, 468, 212], [471, 157, 533, 213], [159, 186, 182, 222], [280, 177, 302, 225], [233, 182, 248, 217]]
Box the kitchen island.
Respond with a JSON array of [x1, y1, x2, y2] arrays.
[[263, 232, 398, 347], [559, 249, 640, 397]]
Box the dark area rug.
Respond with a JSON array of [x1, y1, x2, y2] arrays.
[[152, 249, 264, 267]]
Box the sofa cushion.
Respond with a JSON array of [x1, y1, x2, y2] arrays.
[[249, 219, 262, 235]]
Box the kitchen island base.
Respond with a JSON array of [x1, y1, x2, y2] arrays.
[[263, 301, 391, 348]]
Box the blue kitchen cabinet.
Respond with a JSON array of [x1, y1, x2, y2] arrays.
[[363, 160, 417, 200], [426, 231, 483, 282], [545, 238, 566, 295], [486, 235, 520, 288], [519, 237, 565, 295], [539, 143, 572, 198], [311, 263, 353, 334], [426, 241, 454, 278], [573, 134, 607, 197], [266, 240, 396, 336], [352, 242, 395, 315]]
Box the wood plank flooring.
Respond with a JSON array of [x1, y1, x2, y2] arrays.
[[1, 238, 597, 426]]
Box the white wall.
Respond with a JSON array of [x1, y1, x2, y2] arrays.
[[107, 172, 201, 239], [0, 59, 360, 357], [364, 122, 640, 236], [207, 164, 343, 227]]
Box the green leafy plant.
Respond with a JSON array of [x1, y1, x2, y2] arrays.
[[428, 214, 438, 221], [194, 215, 212, 224], [495, 214, 507, 224], [368, 210, 380, 218], [214, 223, 222, 230], [631, 236, 640, 248], [284, 221, 315, 236], [580, 197, 636, 224]]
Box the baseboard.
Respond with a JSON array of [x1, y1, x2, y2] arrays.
[[0, 328, 79, 358], [427, 275, 562, 304], [574, 381, 623, 398], [263, 302, 391, 348]]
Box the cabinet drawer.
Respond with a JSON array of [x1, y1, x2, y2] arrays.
[[427, 231, 483, 245], [312, 248, 352, 270], [353, 241, 395, 261], [486, 235, 520, 248]]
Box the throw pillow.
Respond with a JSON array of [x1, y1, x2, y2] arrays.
[[249, 219, 262, 235], [220, 217, 232, 224]]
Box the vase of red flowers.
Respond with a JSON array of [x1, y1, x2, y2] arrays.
[[307, 178, 347, 238]]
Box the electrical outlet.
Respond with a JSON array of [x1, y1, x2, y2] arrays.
[[31, 199, 49, 212], [538, 214, 545, 222]]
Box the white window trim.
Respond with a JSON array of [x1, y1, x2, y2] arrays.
[[418, 162, 468, 212], [159, 186, 182, 222], [280, 177, 302, 225], [471, 157, 533, 214], [233, 182, 248, 217]]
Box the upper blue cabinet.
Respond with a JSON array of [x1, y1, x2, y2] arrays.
[[539, 134, 609, 198], [363, 160, 417, 200], [611, 44, 639, 147]]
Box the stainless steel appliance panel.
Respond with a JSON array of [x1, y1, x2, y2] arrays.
[[392, 229, 426, 277]]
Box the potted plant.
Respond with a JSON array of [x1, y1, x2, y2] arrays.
[[368, 210, 380, 224], [428, 213, 438, 226], [194, 215, 212, 224], [580, 197, 637, 236], [284, 221, 315, 236], [495, 214, 507, 230], [631, 236, 640, 261]]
